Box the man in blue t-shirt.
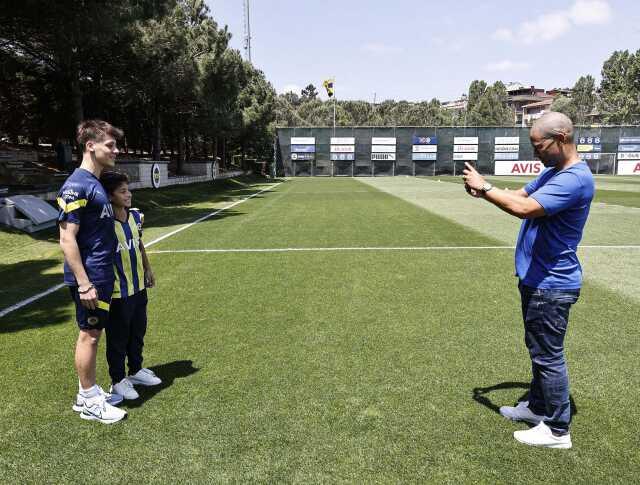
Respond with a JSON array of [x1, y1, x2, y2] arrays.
[[463, 112, 594, 449], [58, 120, 127, 424]]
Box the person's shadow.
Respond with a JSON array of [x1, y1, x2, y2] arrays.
[[472, 382, 578, 421], [125, 360, 199, 409]]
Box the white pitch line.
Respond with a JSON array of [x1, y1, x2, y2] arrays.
[[148, 244, 640, 254], [0, 182, 283, 319]]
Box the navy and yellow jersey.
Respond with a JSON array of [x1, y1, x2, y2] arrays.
[[57, 168, 116, 286], [113, 209, 146, 299]]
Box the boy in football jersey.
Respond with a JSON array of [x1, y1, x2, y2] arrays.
[[58, 120, 127, 424], [100, 171, 161, 400]]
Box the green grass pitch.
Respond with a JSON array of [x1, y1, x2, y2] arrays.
[[1, 175, 639, 483]]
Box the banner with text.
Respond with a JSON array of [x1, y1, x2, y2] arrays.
[[494, 160, 544, 175], [617, 160, 640, 175]]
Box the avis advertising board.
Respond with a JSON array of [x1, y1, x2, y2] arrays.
[[494, 161, 544, 175], [617, 160, 640, 175]]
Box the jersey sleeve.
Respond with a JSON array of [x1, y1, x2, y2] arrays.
[[57, 183, 88, 225], [523, 168, 550, 195], [528, 171, 584, 216]]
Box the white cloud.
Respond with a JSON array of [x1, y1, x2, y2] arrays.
[[492, 0, 612, 44], [520, 11, 572, 43], [569, 0, 612, 24], [485, 60, 531, 72], [491, 28, 514, 41], [280, 84, 302, 95], [361, 43, 404, 55]]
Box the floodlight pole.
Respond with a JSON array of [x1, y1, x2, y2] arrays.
[[333, 81, 336, 136]]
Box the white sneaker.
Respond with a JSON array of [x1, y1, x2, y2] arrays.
[[72, 386, 123, 412], [514, 422, 572, 449], [128, 368, 162, 386], [111, 378, 140, 400], [499, 401, 544, 425], [80, 394, 127, 424]]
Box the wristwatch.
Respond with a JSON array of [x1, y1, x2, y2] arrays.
[[480, 182, 493, 194]]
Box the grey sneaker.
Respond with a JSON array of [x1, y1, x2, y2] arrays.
[[128, 368, 162, 386], [499, 401, 544, 425]]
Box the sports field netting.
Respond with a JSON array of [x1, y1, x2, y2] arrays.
[[1, 177, 639, 483]]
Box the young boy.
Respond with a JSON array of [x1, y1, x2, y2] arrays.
[[99, 171, 162, 400], [58, 120, 127, 424]]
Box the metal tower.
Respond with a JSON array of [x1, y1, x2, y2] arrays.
[[243, 0, 252, 62]]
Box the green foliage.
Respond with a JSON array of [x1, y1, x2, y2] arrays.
[[599, 50, 640, 124], [0, 0, 276, 163]]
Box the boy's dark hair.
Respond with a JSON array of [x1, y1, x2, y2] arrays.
[[100, 170, 129, 195], [76, 119, 124, 150]]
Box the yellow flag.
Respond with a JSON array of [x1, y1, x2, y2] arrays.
[[323, 79, 334, 98]]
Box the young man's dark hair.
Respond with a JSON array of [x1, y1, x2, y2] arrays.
[[100, 171, 129, 195], [76, 120, 124, 150]]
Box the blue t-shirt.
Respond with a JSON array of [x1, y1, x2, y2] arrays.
[[57, 168, 116, 286], [515, 161, 594, 289]]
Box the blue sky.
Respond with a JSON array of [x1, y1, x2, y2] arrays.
[[206, 0, 640, 102]]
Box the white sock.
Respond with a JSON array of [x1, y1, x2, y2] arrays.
[[79, 385, 99, 398]]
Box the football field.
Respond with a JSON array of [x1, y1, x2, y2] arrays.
[[1, 176, 639, 483]]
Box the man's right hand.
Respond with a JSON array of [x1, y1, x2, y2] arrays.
[[78, 285, 98, 310]]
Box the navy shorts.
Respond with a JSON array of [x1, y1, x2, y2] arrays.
[[69, 284, 114, 330]]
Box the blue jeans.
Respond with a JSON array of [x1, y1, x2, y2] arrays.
[[519, 282, 580, 434]]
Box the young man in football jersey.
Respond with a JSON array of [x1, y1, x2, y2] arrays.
[[100, 171, 161, 401], [58, 120, 127, 424]]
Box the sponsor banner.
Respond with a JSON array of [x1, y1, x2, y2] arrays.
[[291, 144, 316, 153], [577, 136, 601, 145], [330, 137, 355, 145], [620, 137, 640, 144], [371, 153, 396, 161], [494, 152, 519, 160], [617, 160, 640, 175], [291, 152, 315, 161], [330, 145, 354, 153], [576, 144, 602, 152], [495, 136, 520, 144], [412, 153, 437, 161], [617, 144, 640, 152], [371, 145, 396, 153], [412, 145, 438, 153], [371, 137, 396, 145], [290, 137, 315, 145], [454, 145, 478, 153], [618, 152, 640, 160], [453, 152, 478, 160], [494, 160, 544, 175], [580, 153, 601, 160], [412, 135, 438, 145], [494, 144, 520, 153], [453, 136, 478, 145], [330, 153, 355, 161]]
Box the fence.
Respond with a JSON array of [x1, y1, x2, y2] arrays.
[[275, 126, 640, 176]]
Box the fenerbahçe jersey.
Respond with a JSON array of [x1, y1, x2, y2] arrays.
[[113, 209, 146, 299], [57, 168, 116, 286]]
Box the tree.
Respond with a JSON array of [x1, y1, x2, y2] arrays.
[[550, 95, 578, 121], [599, 50, 640, 124], [466, 81, 512, 126], [571, 75, 597, 124]]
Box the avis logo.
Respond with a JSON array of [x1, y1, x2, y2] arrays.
[[100, 204, 114, 219], [511, 162, 542, 174], [116, 237, 140, 253]]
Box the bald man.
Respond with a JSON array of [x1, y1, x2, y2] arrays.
[[463, 112, 594, 449]]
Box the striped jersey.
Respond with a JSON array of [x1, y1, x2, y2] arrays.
[[113, 209, 145, 298]]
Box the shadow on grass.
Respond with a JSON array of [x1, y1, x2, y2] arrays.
[[124, 360, 199, 409], [0, 284, 71, 333], [472, 381, 578, 418]]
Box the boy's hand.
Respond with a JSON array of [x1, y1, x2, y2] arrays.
[[145, 269, 156, 288]]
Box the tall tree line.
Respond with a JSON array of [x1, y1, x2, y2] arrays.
[[0, 0, 276, 171]]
